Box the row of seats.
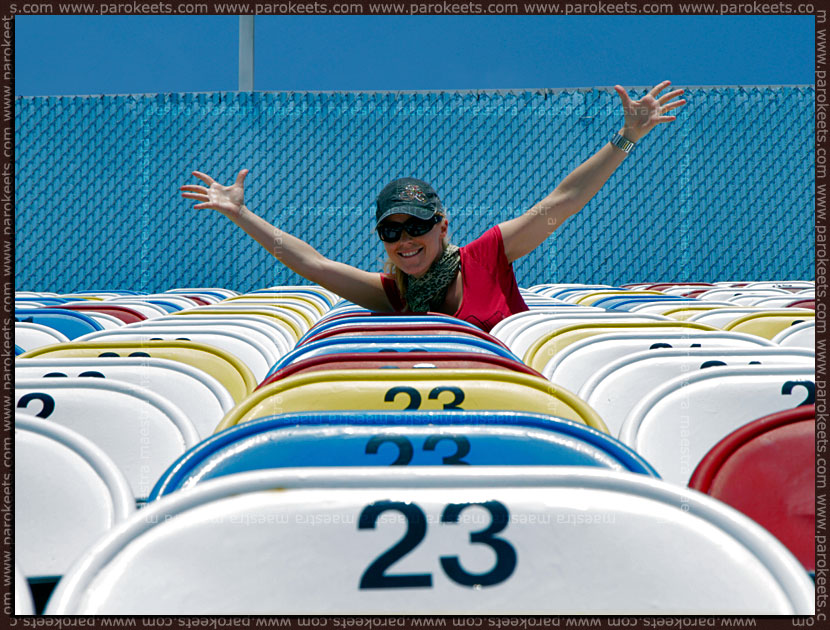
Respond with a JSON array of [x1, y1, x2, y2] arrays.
[[14, 281, 816, 613]]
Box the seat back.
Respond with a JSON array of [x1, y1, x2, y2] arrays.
[[298, 323, 503, 348], [173, 305, 305, 339], [75, 329, 273, 382], [45, 468, 815, 614], [125, 320, 288, 358], [152, 314, 294, 354], [689, 406, 815, 571], [15, 414, 135, 578], [541, 330, 776, 387], [265, 336, 522, 378], [258, 351, 542, 387], [15, 378, 201, 500], [14, 322, 70, 351], [722, 310, 815, 339], [773, 320, 815, 349], [578, 348, 815, 437], [16, 357, 234, 439], [619, 365, 815, 485], [217, 369, 606, 432], [151, 411, 658, 498], [524, 322, 717, 370], [14, 308, 104, 339], [486, 307, 604, 345], [20, 340, 256, 403], [507, 313, 670, 359]]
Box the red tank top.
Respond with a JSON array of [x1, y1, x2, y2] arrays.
[[381, 225, 528, 332]]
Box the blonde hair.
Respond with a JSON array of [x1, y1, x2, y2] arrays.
[[382, 213, 450, 300]]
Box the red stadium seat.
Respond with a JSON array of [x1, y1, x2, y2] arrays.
[[257, 351, 543, 388], [689, 405, 815, 571]]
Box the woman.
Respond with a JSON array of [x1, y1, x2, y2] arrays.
[[181, 81, 685, 332]]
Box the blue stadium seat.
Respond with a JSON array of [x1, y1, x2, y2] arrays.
[[14, 308, 103, 340], [149, 410, 659, 498]]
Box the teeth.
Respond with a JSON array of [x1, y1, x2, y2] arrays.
[[400, 250, 421, 258]]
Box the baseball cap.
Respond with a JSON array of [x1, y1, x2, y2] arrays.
[[375, 177, 443, 226]]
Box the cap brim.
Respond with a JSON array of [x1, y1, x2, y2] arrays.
[[376, 205, 437, 226]]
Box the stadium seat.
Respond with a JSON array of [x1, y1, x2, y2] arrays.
[[297, 314, 480, 343], [221, 298, 319, 328], [20, 340, 256, 403], [150, 410, 658, 498], [227, 292, 331, 317], [524, 321, 718, 371], [49, 302, 147, 324], [165, 287, 239, 300], [259, 351, 542, 387], [216, 369, 607, 431], [102, 300, 168, 318], [14, 322, 70, 351], [15, 378, 201, 500], [618, 365, 815, 485], [659, 305, 727, 320], [298, 322, 508, 348], [722, 310, 815, 340], [695, 288, 793, 302], [250, 285, 339, 308], [15, 414, 135, 581], [148, 314, 294, 355], [689, 405, 815, 572], [16, 356, 234, 439], [625, 300, 733, 314], [787, 299, 815, 309], [45, 467, 815, 614], [74, 328, 274, 382], [541, 330, 777, 390], [773, 321, 815, 349], [506, 313, 671, 360], [574, 290, 665, 305], [14, 308, 104, 339], [265, 336, 523, 378], [172, 306, 305, 340], [15, 563, 36, 615], [578, 347, 815, 437], [488, 307, 607, 345]]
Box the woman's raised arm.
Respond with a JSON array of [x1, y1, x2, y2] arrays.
[[180, 169, 392, 311], [499, 80, 686, 263]]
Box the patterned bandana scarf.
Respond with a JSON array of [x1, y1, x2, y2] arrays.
[[404, 244, 461, 312]]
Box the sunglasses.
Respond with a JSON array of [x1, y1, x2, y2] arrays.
[[376, 214, 442, 243]]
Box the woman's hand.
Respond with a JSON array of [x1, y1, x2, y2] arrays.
[[180, 169, 249, 218], [614, 80, 686, 143]]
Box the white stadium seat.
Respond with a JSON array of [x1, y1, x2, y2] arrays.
[[45, 468, 814, 615]]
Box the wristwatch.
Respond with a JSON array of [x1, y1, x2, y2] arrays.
[[611, 133, 636, 153]]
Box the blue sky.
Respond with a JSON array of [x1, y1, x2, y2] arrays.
[[14, 15, 814, 96]]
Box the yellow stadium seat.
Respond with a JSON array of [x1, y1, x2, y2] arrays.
[[20, 340, 256, 403], [216, 369, 607, 432], [722, 310, 816, 340]]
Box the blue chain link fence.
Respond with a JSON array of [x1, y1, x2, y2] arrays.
[[15, 86, 815, 293]]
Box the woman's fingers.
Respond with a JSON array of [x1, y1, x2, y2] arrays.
[[658, 88, 684, 105], [179, 184, 207, 194], [648, 80, 672, 98], [661, 98, 686, 113], [614, 85, 632, 107], [181, 192, 209, 202], [234, 169, 249, 187], [192, 171, 215, 186]]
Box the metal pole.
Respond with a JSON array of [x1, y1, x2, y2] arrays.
[[239, 16, 254, 91]]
